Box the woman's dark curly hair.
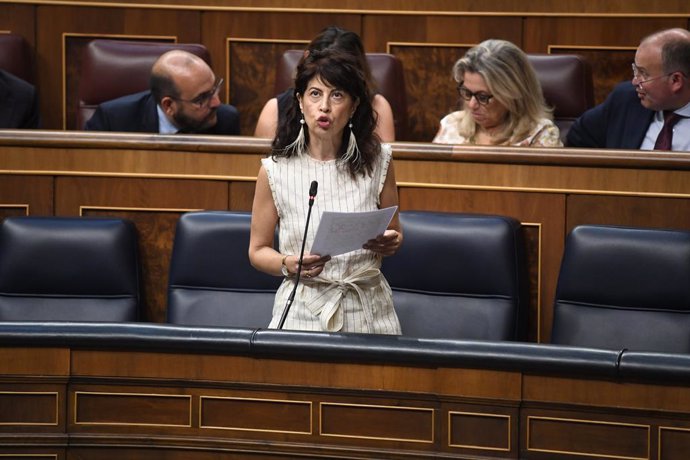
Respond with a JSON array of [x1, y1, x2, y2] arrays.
[[307, 26, 377, 93], [271, 48, 380, 178]]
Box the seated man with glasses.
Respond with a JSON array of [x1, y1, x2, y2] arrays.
[[567, 28, 690, 151], [433, 39, 561, 146], [85, 50, 239, 135]]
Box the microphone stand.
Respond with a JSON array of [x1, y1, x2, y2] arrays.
[[278, 181, 318, 329]]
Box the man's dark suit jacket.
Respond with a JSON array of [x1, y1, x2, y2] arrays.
[[84, 90, 240, 135], [566, 82, 655, 149], [0, 69, 40, 129]]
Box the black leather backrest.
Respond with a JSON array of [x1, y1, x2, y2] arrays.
[[167, 211, 281, 328], [551, 225, 690, 353], [381, 211, 528, 340], [0, 216, 140, 321]]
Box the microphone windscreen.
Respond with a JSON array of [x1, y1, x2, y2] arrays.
[[309, 180, 318, 197]]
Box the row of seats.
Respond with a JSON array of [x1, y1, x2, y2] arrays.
[[1, 211, 689, 353], [1, 34, 594, 140]]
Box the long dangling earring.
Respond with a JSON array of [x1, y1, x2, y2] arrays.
[[341, 118, 361, 165], [282, 114, 306, 156]]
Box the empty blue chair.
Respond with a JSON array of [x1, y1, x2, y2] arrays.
[[381, 211, 528, 340], [0, 216, 140, 321], [551, 225, 690, 353], [167, 211, 281, 328]]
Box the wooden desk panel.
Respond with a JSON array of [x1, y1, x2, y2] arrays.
[[1, 343, 690, 459]]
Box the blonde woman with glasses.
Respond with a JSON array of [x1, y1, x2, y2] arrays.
[[433, 39, 561, 147]]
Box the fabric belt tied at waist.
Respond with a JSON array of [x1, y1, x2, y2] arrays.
[[304, 266, 382, 332]]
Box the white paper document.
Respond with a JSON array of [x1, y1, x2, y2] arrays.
[[310, 206, 398, 257]]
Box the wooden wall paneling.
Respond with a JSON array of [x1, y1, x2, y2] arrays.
[[0, 347, 69, 453], [0, 347, 70, 377], [388, 42, 470, 142], [5, 0, 690, 14], [362, 15, 523, 51], [201, 11, 361, 136], [522, 16, 687, 52], [0, 175, 54, 218], [71, 389, 192, 428], [0, 385, 64, 432], [54, 176, 229, 323], [0, 4, 35, 40], [522, 17, 689, 106], [0, 451, 63, 459], [0, 4, 36, 80], [228, 180, 256, 210], [398, 187, 564, 343], [522, 410, 651, 460], [566, 194, 690, 234], [444, 403, 517, 457], [364, 15, 523, 142], [522, 373, 690, 458], [226, 37, 309, 135], [35, 5, 202, 130], [66, 349, 523, 457], [65, 448, 235, 460]]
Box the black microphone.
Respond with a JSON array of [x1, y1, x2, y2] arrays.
[[278, 180, 318, 329]]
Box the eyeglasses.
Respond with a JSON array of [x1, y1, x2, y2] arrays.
[[631, 63, 673, 86], [456, 84, 493, 105], [170, 77, 223, 109]]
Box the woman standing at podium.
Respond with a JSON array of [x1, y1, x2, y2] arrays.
[[249, 48, 402, 334]]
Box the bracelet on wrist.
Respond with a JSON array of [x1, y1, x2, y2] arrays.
[[280, 255, 290, 277]]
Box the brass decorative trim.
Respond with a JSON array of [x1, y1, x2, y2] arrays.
[[548, 44, 638, 53], [73, 390, 192, 427], [0, 391, 59, 426], [527, 416, 650, 460], [388, 41, 477, 54], [5, 168, 690, 200], [0, 204, 30, 215], [61, 32, 178, 130], [319, 402, 434, 443], [448, 411, 511, 451], [658, 426, 690, 459], [0, 169, 257, 182], [0, 456, 57, 459], [225, 37, 309, 104], [79, 205, 202, 216], [199, 395, 312, 434], [396, 180, 690, 200]]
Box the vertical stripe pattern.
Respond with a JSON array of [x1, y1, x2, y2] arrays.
[[263, 144, 400, 334]]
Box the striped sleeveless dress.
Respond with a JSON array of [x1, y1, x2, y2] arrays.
[[262, 144, 401, 334]]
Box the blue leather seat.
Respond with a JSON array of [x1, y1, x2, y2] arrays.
[[381, 211, 528, 340], [0, 216, 140, 321], [551, 225, 690, 353], [167, 211, 281, 328]]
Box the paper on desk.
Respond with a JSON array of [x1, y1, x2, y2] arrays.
[[310, 206, 398, 257]]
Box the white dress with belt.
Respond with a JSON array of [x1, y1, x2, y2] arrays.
[[262, 144, 401, 334]]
